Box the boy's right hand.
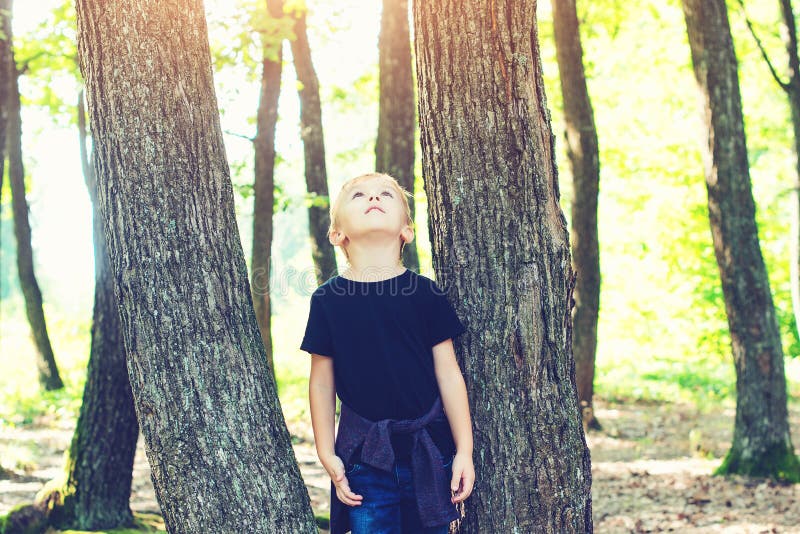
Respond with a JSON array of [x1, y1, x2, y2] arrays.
[[321, 454, 363, 507]]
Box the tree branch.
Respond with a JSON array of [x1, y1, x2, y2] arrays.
[[223, 129, 255, 142], [734, 0, 791, 92]]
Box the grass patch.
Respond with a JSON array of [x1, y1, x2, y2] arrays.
[[0, 298, 90, 430], [596, 348, 736, 406]]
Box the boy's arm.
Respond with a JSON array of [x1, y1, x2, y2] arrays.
[[309, 354, 337, 462], [433, 338, 475, 503], [309, 354, 363, 506], [433, 339, 473, 455]]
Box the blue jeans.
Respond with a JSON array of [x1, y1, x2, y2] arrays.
[[345, 453, 455, 534]]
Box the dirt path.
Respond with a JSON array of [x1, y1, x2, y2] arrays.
[[586, 401, 800, 533], [1, 400, 798, 533]]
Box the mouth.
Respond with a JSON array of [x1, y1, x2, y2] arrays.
[[365, 206, 385, 214]]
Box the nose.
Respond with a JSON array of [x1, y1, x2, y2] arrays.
[[370, 194, 380, 201]]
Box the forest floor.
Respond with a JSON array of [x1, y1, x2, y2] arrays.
[[1, 398, 799, 533]]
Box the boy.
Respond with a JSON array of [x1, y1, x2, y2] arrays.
[[300, 172, 475, 534]]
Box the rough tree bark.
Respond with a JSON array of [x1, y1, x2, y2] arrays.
[[74, 0, 319, 531], [7, 51, 63, 391], [681, 0, 800, 481], [376, 0, 419, 272], [413, 1, 593, 531], [251, 0, 284, 378], [289, 3, 337, 284], [551, 0, 601, 431], [42, 91, 141, 530]]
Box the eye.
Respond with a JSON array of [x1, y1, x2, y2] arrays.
[[352, 191, 363, 198], [382, 190, 393, 197]]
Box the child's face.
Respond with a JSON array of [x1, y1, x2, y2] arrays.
[[333, 177, 411, 247]]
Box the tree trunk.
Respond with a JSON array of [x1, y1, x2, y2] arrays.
[[413, 1, 593, 531], [681, 0, 800, 481], [0, 0, 11, 297], [252, 0, 284, 378], [7, 55, 63, 391], [775, 0, 800, 345], [376, 0, 419, 273], [74, 1, 319, 531], [47, 91, 140, 530], [551, 0, 601, 432], [289, 4, 337, 284]]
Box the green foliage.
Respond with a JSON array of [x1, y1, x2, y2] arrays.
[[0, 303, 88, 432], [303, 191, 330, 210], [324, 68, 378, 114], [13, 0, 80, 126], [230, 158, 292, 214], [208, 0, 295, 79], [0, 374, 83, 429], [597, 350, 736, 405]]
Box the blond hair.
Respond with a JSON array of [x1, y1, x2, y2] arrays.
[[328, 172, 414, 262]]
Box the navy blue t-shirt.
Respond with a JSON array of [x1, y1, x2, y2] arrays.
[[299, 268, 466, 459]]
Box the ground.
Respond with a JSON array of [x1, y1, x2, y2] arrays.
[[1, 399, 799, 533]]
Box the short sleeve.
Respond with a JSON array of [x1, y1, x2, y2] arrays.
[[427, 281, 466, 347], [299, 293, 335, 357]]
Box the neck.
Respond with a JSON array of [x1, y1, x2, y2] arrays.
[[341, 240, 404, 281]]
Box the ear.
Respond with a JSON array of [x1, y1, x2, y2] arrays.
[[400, 225, 414, 245], [329, 229, 348, 247]]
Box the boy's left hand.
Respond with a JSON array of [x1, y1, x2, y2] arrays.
[[449, 452, 475, 503]]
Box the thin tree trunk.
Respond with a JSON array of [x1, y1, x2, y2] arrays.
[[0, 0, 12, 304], [681, 0, 800, 481], [551, 0, 601, 432], [74, 1, 318, 531], [413, 1, 593, 531], [738, 0, 800, 356], [289, 3, 337, 284], [47, 91, 140, 530], [7, 55, 63, 391], [776, 0, 800, 344], [376, 0, 419, 272], [252, 0, 284, 378]]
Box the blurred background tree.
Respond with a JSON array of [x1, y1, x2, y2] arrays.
[[680, 0, 799, 482]]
